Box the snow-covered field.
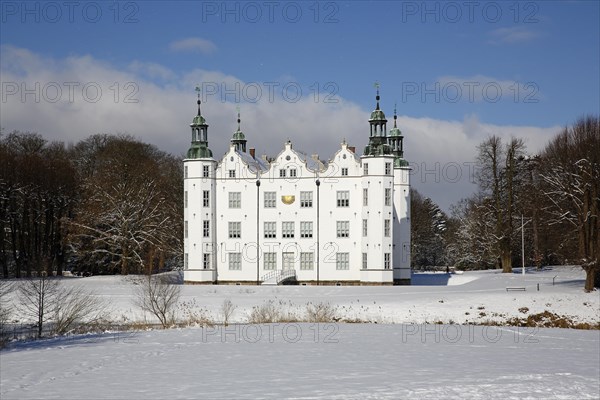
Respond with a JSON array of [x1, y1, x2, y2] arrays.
[[14, 265, 596, 326], [1, 266, 599, 399]]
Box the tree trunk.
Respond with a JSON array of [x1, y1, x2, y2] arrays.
[[501, 250, 512, 273], [500, 237, 512, 273], [582, 264, 597, 292]]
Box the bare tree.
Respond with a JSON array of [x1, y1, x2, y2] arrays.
[[70, 135, 182, 275], [220, 299, 237, 326], [540, 116, 600, 291], [0, 280, 14, 344], [53, 285, 109, 335], [17, 273, 60, 338], [133, 274, 181, 328], [476, 136, 527, 272]]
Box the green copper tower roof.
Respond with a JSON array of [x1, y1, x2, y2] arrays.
[[230, 107, 247, 152], [363, 85, 393, 157], [187, 87, 213, 159], [388, 104, 409, 167]]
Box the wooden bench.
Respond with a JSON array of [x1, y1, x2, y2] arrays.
[[506, 287, 526, 291]]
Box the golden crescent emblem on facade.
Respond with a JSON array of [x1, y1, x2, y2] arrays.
[[281, 195, 295, 205]]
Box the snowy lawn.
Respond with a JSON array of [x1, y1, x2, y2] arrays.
[[1, 323, 599, 399], [1, 266, 598, 399], [9, 265, 594, 326]]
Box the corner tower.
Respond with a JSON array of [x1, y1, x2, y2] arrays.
[[390, 105, 411, 284], [360, 86, 395, 285], [183, 88, 217, 284]]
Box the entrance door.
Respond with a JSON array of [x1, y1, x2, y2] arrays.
[[282, 252, 295, 270]]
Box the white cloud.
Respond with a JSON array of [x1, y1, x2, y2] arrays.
[[128, 61, 176, 81], [168, 37, 217, 54], [0, 46, 561, 211], [488, 27, 542, 44], [437, 74, 542, 103]]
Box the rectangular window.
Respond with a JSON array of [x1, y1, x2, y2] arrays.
[[203, 253, 210, 269], [336, 253, 349, 270], [385, 188, 391, 206], [341, 167, 348, 176], [384, 253, 391, 269], [203, 220, 210, 238], [364, 163, 369, 175], [264, 221, 276, 238], [264, 252, 276, 270], [300, 252, 314, 270], [300, 221, 313, 238], [203, 190, 209, 207], [362, 252, 367, 269], [282, 222, 295, 238], [229, 192, 241, 208], [290, 169, 297, 177], [384, 219, 391, 237], [229, 221, 241, 238], [362, 219, 368, 237], [264, 191, 276, 208], [363, 188, 368, 206], [184, 191, 188, 208], [279, 169, 286, 178], [229, 253, 241, 270], [203, 165, 209, 178], [184, 166, 188, 179], [184, 221, 188, 238], [229, 169, 236, 178], [385, 162, 392, 175], [336, 221, 349, 238], [184, 253, 188, 269], [336, 191, 349, 207], [300, 191, 313, 208], [282, 252, 294, 269]]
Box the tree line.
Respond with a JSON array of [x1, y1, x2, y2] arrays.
[[1, 117, 598, 291], [0, 131, 183, 278], [411, 116, 600, 291]]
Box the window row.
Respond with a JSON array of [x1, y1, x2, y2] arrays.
[[263, 252, 314, 270], [184, 190, 211, 208], [183, 253, 211, 269], [222, 190, 392, 209], [187, 252, 391, 271], [361, 253, 391, 269], [190, 219, 391, 239], [227, 252, 356, 270], [362, 162, 392, 176], [190, 163, 392, 180]]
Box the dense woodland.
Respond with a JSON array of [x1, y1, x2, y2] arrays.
[[1, 116, 598, 290], [0, 132, 183, 278], [411, 116, 599, 291]]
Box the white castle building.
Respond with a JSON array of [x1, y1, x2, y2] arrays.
[[183, 90, 411, 285]]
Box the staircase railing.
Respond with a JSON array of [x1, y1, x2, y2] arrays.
[[260, 269, 297, 285]]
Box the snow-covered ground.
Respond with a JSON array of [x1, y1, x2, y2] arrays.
[[1, 324, 599, 399], [10, 265, 595, 326], [1, 266, 599, 399]]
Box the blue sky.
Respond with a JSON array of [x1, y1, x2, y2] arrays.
[[1, 1, 599, 210]]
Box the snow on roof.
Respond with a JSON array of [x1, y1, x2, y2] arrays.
[[236, 150, 269, 173]]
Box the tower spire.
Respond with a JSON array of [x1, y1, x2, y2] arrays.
[[187, 87, 212, 159], [195, 85, 202, 116], [393, 103, 397, 128], [231, 105, 247, 152], [363, 83, 391, 156]]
